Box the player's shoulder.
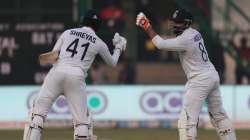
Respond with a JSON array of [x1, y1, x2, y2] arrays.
[[180, 28, 202, 42], [95, 36, 106, 45], [59, 28, 76, 37], [95, 37, 108, 52], [65, 27, 94, 34], [64, 27, 83, 34], [181, 28, 197, 37]]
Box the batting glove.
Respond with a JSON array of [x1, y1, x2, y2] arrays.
[[112, 33, 121, 46], [119, 36, 127, 51], [112, 33, 127, 51], [136, 12, 151, 30]]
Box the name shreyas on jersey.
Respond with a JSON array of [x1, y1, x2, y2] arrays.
[[70, 30, 96, 43], [194, 33, 202, 42]]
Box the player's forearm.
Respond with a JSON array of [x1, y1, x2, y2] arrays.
[[151, 35, 166, 49], [144, 26, 167, 50], [144, 26, 171, 49], [145, 26, 158, 39], [39, 51, 59, 65], [151, 35, 186, 51], [101, 33, 125, 67], [101, 48, 121, 67], [108, 49, 121, 67]]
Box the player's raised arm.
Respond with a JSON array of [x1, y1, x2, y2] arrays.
[[136, 12, 189, 51], [99, 33, 127, 67]]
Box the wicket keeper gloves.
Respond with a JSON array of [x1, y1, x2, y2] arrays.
[[136, 12, 151, 30], [112, 33, 127, 51]]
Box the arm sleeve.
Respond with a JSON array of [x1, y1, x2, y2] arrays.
[[152, 35, 188, 51], [99, 43, 121, 67], [52, 33, 64, 51]]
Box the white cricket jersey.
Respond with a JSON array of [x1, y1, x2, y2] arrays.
[[152, 27, 217, 80], [52, 26, 121, 77]]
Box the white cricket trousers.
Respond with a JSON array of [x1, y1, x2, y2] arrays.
[[183, 72, 231, 137], [33, 67, 88, 125]]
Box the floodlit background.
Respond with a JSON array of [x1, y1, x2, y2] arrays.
[[0, 0, 250, 140]]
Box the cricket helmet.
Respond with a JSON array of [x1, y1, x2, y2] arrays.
[[170, 9, 193, 36], [80, 9, 102, 32]]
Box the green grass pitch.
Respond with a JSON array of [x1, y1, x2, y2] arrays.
[[0, 128, 249, 140]]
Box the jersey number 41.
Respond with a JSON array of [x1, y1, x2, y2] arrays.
[[66, 38, 90, 61]]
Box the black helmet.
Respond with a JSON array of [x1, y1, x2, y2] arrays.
[[170, 9, 193, 36], [80, 9, 102, 32]]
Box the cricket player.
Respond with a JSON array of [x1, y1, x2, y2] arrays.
[[23, 9, 127, 140], [136, 9, 237, 140]]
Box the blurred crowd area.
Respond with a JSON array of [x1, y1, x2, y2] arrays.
[[1, 0, 250, 85], [233, 34, 250, 84]]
